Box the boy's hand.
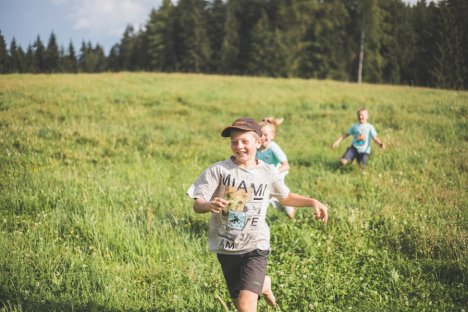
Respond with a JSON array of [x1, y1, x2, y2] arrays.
[[209, 197, 228, 214], [380, 142, 385, 149], [312, 199, 328, 224], [331, 141, 339, 149]]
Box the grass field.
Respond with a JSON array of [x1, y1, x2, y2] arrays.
[[0, 73, 467, 311]]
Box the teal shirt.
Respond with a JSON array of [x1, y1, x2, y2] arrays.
[[349, 123, 377, 154], [256, 141, 288, 166]]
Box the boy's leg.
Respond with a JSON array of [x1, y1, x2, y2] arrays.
[[237, 290, 259, 312], [341, 147, 357, 165], [217, 250, 271, 311], [262, 275, 276, 306], [357, 153, 369, 167]]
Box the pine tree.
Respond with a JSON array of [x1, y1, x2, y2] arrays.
[[351, 0, 385, 83], [175, 0, 211, 72], [65, 41, 78, 73], [0, 31, 9, 73], [146, 0, 176, 71], [408, 0, 437, 86], [118, 25, 136, 71], [25, 45, 36, 73], [431, 0, 466, 89], [9, 38, 26, 73], [380, 0, 416, 85], [45, 32, 60, 73], [33, 35, 46, 72], [220, 0, 241, 74], [8, 38, 19, 72], [206, 0, 226, 73], [93, 44, 107, 72], [107, 44, 121, 72], [246, 9, 276, 76]]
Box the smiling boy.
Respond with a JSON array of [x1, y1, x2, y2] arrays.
[[187, 117, 328, 312]]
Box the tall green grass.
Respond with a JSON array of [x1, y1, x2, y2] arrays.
[[1, 73, 467, 311]]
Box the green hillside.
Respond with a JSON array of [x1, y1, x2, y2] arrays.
[[0, 73, 467, 311]]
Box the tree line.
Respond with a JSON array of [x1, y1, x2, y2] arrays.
[[1, 0, 467, 89]]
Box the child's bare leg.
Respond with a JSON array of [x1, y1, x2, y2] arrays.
[[262, 275, 276, 306], [235, 290, 258, 312], [285, 206, 296, 219], [340, 158, 349, 165]]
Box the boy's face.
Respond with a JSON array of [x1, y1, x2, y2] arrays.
[[357, 110, 368, 124], [260, 125, 275, 149], [230, 130, 261, 167]]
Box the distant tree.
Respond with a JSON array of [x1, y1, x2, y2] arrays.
[[8, 38, 18, 72], [64, 41, 78, 73], [431, 0, 466, 89], [298, 0, 351, 80], [0, 31, 8, 73], [380, 0, 416, 84], [118, 25, 137, 70], [146, 0, 177, 71], [25, 45, 36, 73], [79, 41, 106, 72], [219, 0, 241, 74], [407, 0, 437, 86], [206, 0, 226, 73], [349, 0, 385, 83], [33, 35, 46, 72], [93, 44, 107, 72], [9, 38, 27, 73], [246, 9, 277, 76], [174, 0, 211, 72], [107, 44, 121, 71], [45, 32, 60, 73]]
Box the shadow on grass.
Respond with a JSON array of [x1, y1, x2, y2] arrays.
[[322, 159, 357, 174], [166, 214, 209, 239], [0, 298, 121, 312]]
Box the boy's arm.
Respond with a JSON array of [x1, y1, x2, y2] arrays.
[[372, 136, 385, 149], [193, 197, 228, 214], [278, 193, 328, 224], [332, 133, 349, 149]]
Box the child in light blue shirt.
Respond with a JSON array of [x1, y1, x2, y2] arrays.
[[332, 108, 385, 167]]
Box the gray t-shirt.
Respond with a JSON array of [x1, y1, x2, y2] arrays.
[[187, 157, 290, 254]]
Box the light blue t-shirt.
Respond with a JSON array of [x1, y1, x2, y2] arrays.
[[256, 141, 288, 167], [348, 123, 377, 154]]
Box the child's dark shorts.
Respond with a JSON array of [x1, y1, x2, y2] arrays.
[[217, 249, 270, 298], [342, 146, 369, 165]]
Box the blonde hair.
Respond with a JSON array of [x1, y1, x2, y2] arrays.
[[259, 116, 284, 134]]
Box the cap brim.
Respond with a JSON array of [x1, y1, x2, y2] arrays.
[[221, 126, 252, 137]]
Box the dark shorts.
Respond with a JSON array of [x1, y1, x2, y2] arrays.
[[217, 249, 270, 298], [342, 146, 369, 165]]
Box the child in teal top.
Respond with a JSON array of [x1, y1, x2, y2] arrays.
[[256, 117, 295, 219]]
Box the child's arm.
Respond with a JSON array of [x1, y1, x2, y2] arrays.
[[372, 136, 385, 149], [279, 193, 328, 224], [332, 133, 349, 149], [193, 197, 228, 214], [279, 161, 290, 173]]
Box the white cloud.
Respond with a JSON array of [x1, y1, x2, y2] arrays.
[[56, 0, 159, 36]]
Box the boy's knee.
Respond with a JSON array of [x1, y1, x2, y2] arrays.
[[340, 159, 349, 165]]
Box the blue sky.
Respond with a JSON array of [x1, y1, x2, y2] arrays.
[[0, 0, 434, 55], [0, 0, 164, 53]]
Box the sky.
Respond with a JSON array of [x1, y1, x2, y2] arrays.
[[0, 0, 164, 54], [0, 0, 437, 55]]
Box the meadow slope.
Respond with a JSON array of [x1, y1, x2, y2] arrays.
[[0, 73, 467, 311]]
